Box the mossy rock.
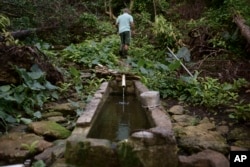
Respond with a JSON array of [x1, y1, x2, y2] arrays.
[[117, 140, 143, 167], [28, 121, 71, 139]]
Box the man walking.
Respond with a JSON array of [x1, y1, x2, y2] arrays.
[[116, 8, 134, 57]]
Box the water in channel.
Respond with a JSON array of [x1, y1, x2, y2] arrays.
[[87, 93, 151, 142]]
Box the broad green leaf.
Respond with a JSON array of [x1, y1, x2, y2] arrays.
[[51, 91, 59, 99], [176, 47, 191, 62], [0, 110, 8, 118], [222, 83, 233, 90], [45, 81, 58, 90], [27, 81, 45, 90], [69, 67, 80, 77], [28, 71, 44, 80], [157, 63, 169, 71], [0, 85, 11, 92], [168, 60, 181, 71], [33, 111, 42, 119], [6, 115, 17, 123], [140, 67, 148, 74], [20, 118, 32, 124]]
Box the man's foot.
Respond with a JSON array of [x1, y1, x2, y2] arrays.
[[123, 50, 128, 58], [119, 50, 123, 56]]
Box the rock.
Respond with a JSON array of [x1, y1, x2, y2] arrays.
[[179, 149, 229, 167], [197, 122, 216, 131], [51, 158, 68, 167], [9, 124, 28, 133], [177, 124, 229, 154], [172, 114, 195, 126], [168, 105, 184, 115], [216, 126, 229, 135], [42, 112, 63, 118], [131, 131, 154, 138], [28, 121, 71, 139], [233, 140, 250, 149], [230, 146, 249, 151], [47, 116, 66, 123], [65, 136, 119, 167], [220, 121, 227, 125], [44, 102, 85, 115], [118, 138, 179, 167], [131, 130, 166, 146], [0, 132, 52, 164], [228, 127, 250, 149], [228, 127, 250, 141], [199, 117, 210, 124], [34, 140, 66, 166]]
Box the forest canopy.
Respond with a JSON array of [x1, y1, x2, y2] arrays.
[[0, 0, 249, 51]]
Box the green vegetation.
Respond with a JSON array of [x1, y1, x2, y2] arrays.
[[0, 0, 250, 132], [0, 65, 58, 131], [21, 140, 39, 154]]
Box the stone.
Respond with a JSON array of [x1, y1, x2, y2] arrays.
[[228, 127, 250, 149], [0, 132, 52, 164], [65, 136, 119, 167], [198, 122, 216, 131], [47, 116, 66, 123], [172, 114, 195, 126], [34, 140, 66, 166], [149, 107, 173, 127], [44, 102, 85, 115], [216, 125, 229, 135], [118, 138, 179, 167], [179, 149, 229, 167], [177, 124, 229, 154], [131, 130, 167, 146], [228, 127, 250, 141], [233, 140, 250, 149], [42, 111, 63, 118], [131, 131, 154, 139], [76, 98, 101, 126], [230, 146, 249, 151], [28, 121, 71, 139], [168, 105, 184, 115], [199, 117, 210, 124], [135, 143, 178, 167]]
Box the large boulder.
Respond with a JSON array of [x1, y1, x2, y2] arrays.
[[0, 132, 52, 164], [64, 135, 119, 167], [28, 121, 71, 139], [228, 127, 250, 149], [174, 118, 229, 154], [179, 149, 229, 167]]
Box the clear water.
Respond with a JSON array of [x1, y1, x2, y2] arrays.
[[87, 94, 151, 142]]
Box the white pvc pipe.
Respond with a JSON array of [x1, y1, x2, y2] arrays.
[[122, 74, 126, 87], [167, 47, 194, 77]]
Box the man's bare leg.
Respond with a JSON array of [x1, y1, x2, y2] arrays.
[[123, 44, 128, 57]]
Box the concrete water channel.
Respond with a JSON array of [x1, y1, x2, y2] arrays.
[[53, 75, 179, 167]]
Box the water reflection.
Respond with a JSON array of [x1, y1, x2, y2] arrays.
[[87, 95, 151, 142]]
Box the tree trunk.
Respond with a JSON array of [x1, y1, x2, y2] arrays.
[[234, 13, 250, 44], [130, 0, 135, 12], [0, 26, 58, 42], [153, 0, 157, 20]]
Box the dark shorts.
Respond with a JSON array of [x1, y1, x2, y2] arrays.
[[119, 31, 130, 45]]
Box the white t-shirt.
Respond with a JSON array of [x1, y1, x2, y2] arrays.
[[116, 13, 133, 34]]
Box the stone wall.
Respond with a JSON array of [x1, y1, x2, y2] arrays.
[[62, 79, 179, 167]]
